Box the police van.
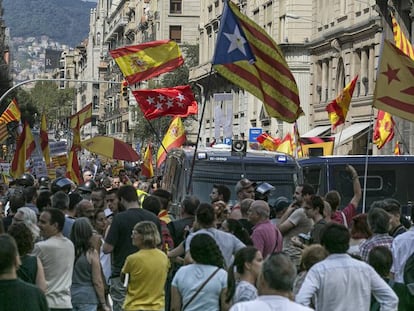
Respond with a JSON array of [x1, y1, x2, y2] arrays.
[[299, 155, 414, 215], [161, 145, 301, 213]]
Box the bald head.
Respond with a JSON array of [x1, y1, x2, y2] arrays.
[[76, 199, 95, 220], [250, 200, 270, 219]]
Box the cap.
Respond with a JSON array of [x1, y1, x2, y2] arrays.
[[272, 196, 291, 212], [235, 178, 256, 194]]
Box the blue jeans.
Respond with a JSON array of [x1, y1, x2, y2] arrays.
[[109, 277, 126, 311], [72, 304, 97, 311]]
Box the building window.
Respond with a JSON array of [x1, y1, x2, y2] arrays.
[[170, 0, 182, 14], [169, 25, 182, 43]]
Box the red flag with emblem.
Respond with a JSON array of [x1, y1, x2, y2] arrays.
[[373, 110, 395, 149]]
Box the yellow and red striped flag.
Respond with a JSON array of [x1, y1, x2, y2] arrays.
[[69, 103, 92, 129], [326, 76, 358, 129], [156, 117, 186, 168], [276, 133, 294, 156], [293, 122, 303, 158], [0, 123, 8, 144], [40, 114, 50, 166], [373, 110, 395, 149], [394, 141, 401, 155], [141, 144, 154, 178], [392, 14, 414, 60], [110, 40, 184, 85], [373, 40, 414, 122], [212, 1, 303, 123], [0, 98, 21, 124], [10, 121, 35, 178]]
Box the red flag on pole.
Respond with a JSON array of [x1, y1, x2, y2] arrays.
[[10, 121, 35, 178], [132, 85, 198, 120]]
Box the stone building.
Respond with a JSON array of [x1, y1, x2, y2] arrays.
[[0, 0, 11, 98]]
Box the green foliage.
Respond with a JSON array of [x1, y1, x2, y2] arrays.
[[3, 0, 95, 46], [15, 81, 74, 127]]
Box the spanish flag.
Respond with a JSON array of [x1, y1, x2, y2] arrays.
[[156, 117, 186, 168], [276, 133, 294, 156], [394, 141, 401, 155], [326, 76, 358, 129], [40, 114, 51, 166], [141, 144, 154, 178], [10, 121, 35, 178], [69, 103, 92, 129], [256, 133, 281, 151], [212, 1, 303, 123], [110, 40, 184, 85], [0, 98, 21, 124], [373, 110, 395, 149], [66, 117, 82, 185]]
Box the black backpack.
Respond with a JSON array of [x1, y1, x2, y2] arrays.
[[403, 251, 414, 295]]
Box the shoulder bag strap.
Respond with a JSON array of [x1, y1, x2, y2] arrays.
[[182, 267, 221, 311]]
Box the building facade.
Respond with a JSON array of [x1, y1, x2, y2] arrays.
[[189, 0, 313, 148], [0, 0, 11, 98]]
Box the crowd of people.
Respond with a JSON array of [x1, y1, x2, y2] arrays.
[[0, 163, 414, 311]]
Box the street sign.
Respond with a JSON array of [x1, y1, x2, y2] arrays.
[[249, 128, 262, 143]]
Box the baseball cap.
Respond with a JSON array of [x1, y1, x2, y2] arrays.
[[235, 178, 256, 194]]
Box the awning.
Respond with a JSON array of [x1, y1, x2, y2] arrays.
[[302, 125, 331, 137], [332, 122, 371, 145]]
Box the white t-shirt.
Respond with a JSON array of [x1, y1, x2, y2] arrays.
[[33, 235, 75, 309], [172, 263, 227, 311]]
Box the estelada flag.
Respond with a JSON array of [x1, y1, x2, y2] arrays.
[[133, 85, 198, 120], [373, 110, 395, 149], [0, 98, 21, 124], [156, 117, 186, 168], [10, 121, 36, 178], [69, 103, 92, 129], [256, 133, 281, 151], [394, 141, 401, 155], [40, 114, 51, 166], [110, 40, 184, 85], [373, 40, 414, 122], [141, 144, 154, 178], [326, 76, 358, 129], [276, 133, 294, 156], [212, 1, 303, 123]]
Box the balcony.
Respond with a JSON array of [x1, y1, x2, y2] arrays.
[[104, 15, 129, 43]]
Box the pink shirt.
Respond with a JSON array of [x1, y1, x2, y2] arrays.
[[251, 220, 283, 258], [331, 203, 357, 227]]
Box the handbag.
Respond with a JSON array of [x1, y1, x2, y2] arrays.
[[181, 267, 221, 311]]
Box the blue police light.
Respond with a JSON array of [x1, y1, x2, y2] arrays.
[[277, 155, 287, 163]]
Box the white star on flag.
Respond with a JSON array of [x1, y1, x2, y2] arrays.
[[155, 102, 163, 110], [224, 25, 248, 55], [176, 93, 185, 102], [166, 99, 174, 108], [146, 96, 155, 105], [158, 94, 165, 101]]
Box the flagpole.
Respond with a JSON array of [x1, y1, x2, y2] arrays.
[[146, 119, 167, 154], [362, 108, 375, 213], [186, 66, 214, 194]]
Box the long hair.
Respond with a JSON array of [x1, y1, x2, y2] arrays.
[[190, 233, 225, 269], [226, 246, 259, 303], [70, 217, 94, 261], [225, 219, 253, 245]]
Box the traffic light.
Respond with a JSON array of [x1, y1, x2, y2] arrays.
[[121, 80, 128, 99]]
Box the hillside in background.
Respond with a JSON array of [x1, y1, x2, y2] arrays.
[[3, 0, 96, 47]]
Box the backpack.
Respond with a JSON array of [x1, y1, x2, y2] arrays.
[[403, 251, 414, 295]]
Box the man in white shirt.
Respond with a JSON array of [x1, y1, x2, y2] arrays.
[[296, 223, 398, 311], [33, 208, 75, 311], [230, 253, 312, 311], [391, 225, 414, 283]]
